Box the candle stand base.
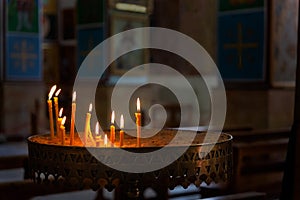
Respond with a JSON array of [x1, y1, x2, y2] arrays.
[[27, 130, 233, 199]]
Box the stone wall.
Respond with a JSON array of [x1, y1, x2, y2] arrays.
[[1, 83, 47, 138], [0, 81, 295, 138]]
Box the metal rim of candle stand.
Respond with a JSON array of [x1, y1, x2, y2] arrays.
[[27, 130, 233, 198]]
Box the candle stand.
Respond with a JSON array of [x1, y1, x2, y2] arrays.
[[27, 130, 233, 199]]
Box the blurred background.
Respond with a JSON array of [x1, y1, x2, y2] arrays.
[[0, 0, 298, 198], [0, 0, 297, 137]]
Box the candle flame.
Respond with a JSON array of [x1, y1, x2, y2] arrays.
[[120, 114, 124, 129], [48, 85, 57, 100], [61, 116, 66, 125], [72, 91, 76, 102], [104, 134, 108, 146], [137, 98, 140, 112], [59, 108, 63, 117], [55, 88, 61, 97], [95, 122, 99, 135], [111, 111, 115, 124], [89, 103, 92, 113]]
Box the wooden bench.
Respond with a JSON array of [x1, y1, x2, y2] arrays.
[[230, 128, 290, 195]]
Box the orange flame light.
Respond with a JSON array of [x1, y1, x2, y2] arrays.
[[111, 111, 115, 124], [72, 91, 76, 102], [137, 98, 140, 112], [59, 108, 63, 117], [55, 88, 61, 97], [95, 122, 100, 135], [104, 134, 108, 146], [61, 116, 66, 125], [48, 85, 56, 100], [120, 114, 124, 129], [89, 103, 92, 113]]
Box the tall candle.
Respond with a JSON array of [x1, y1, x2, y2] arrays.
[[47, 85, 56, 140], [54, 88, 61, 136], [135, 98, 141, 147], [95, 122, 101, 147], [110, 111, 115, 146], [70, 91, 76, 145], [84, 103, 92, 145], [57, 108, 63, 139], [60, 116, 66, 145], [120, 114, 124, 147]]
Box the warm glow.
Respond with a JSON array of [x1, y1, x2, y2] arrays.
[[116, 3, 147, 13], [120, 114, 124, 129], [59, 108, 63, 117], [95, 122, 99, 135], [137, 98, 140, 112], [89, 103, 93, 113], [72, 91, 76, 102], [48, 85, 57, 100], [55, 88, 61, 97], [111, 111, 115, 124], [104, 134, 108, 146], [61, 116, 66, 125]]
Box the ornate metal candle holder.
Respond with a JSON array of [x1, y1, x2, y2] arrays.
[[27, 130, 233, 199]]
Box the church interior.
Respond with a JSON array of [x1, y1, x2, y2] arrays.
[[0, 0, 299, 199]]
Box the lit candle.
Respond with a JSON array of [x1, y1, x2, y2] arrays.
[[120, 114, 124, 147], [57, 108, 63, 139], [47, 85, 56, 139], [70, 91, 76, 145], [135, 98, 141, 147], [95, 122, 101, 147], [110, 111, 115, 146], [104, 134, 108, 147], [60, 116, 66, 145], [84, 103, 92, 145], [54, 88, 61, 136]]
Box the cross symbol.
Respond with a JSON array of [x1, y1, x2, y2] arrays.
[[10, 40, 37, 72], [224, 23, 258, 68]]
